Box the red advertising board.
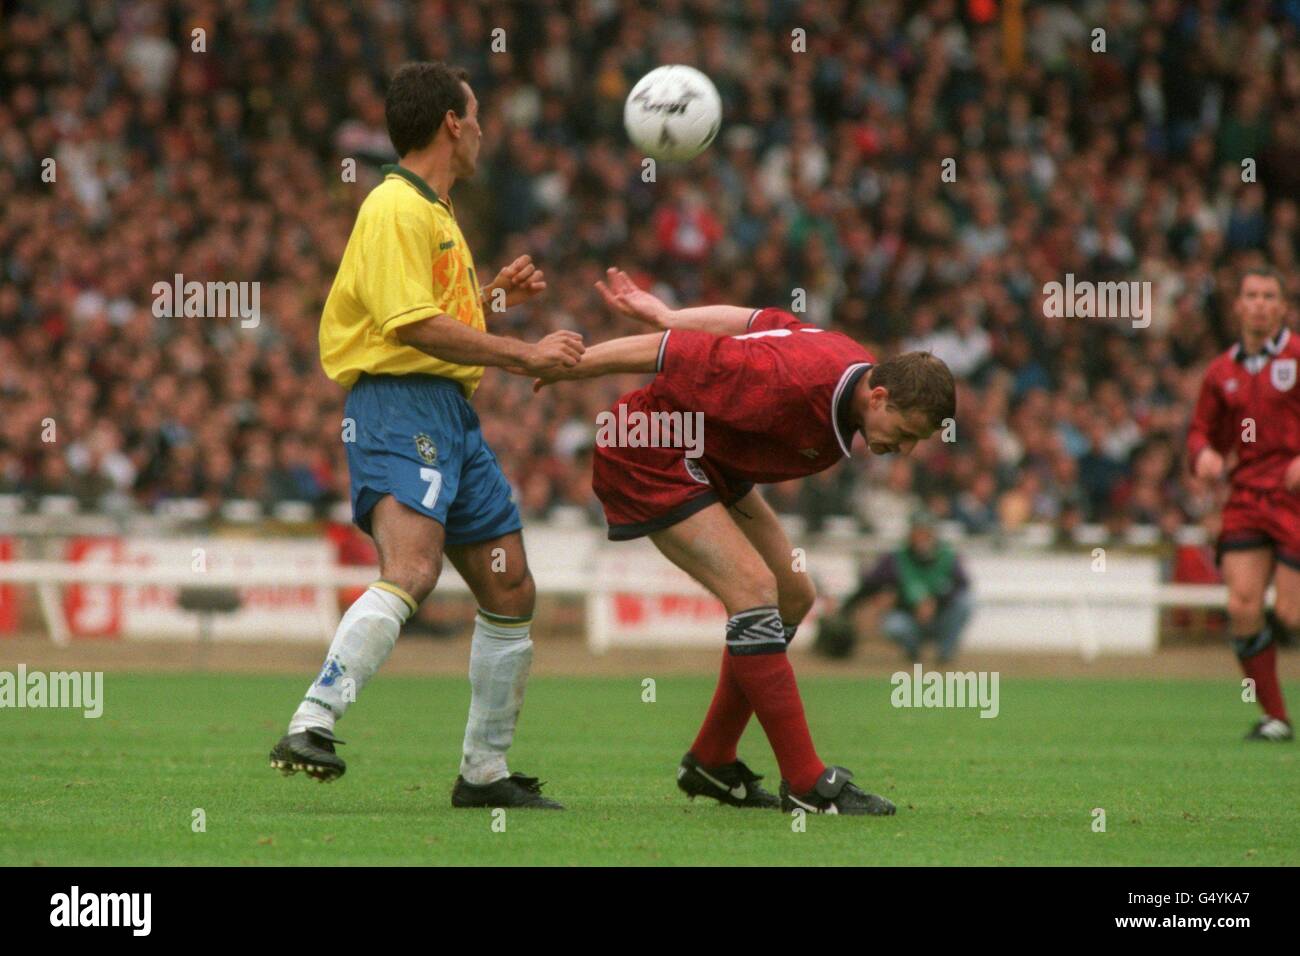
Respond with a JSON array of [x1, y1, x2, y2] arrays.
[[62, 537, 126, 638], [0, 537, 18, 635]]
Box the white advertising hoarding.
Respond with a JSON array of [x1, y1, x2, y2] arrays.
[[63, 537, 338, 642]]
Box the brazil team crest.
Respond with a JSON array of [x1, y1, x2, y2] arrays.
[[1271, 359, 1297, 392], [414, 433, 438, 465]]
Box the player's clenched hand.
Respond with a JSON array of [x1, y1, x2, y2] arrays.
[[1195, 448, 1225, 482], [596, 268, 672, 328], [520, 330, 584, 375], [1285, 456, 1300, 493], [485, 255, 547, 310]]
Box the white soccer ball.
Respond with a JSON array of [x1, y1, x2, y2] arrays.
[[623, 65, 722, 162]]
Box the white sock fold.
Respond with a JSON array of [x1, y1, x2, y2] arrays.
[[459, 611, 534, 785], [288, 585, 413, 735]]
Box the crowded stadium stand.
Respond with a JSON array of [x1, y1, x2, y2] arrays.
[[2, 0, 1298, 649]]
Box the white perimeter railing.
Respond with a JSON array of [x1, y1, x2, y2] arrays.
[[0, 558, 1241, 654]]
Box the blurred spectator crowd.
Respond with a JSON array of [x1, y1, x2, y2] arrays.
[[3, 0, 1300, 545]]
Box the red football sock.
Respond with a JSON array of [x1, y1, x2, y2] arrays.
[[689, 652, 753, 766], [724, 608, 824, 793], [1237, 640, 1289, 723], [689, 622, 802, 766]]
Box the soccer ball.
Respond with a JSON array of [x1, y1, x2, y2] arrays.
[[623, 65, 722, 162]]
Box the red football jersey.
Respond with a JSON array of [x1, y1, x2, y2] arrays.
[[646, 308, 875, 482], [1187, 327, 1300, 490]]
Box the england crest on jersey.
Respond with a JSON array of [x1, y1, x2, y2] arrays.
[[1271, 358, 1297, 392]]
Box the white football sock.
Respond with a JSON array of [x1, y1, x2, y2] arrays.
[[459, 610, 534, 785], [288, 584, 414, 735]]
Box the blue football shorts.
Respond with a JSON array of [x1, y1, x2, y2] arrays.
[[343, 373, 522, 546]]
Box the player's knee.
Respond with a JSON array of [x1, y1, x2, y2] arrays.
[[727, 568, 779, 615], [780, 574, 817, 626], [495, 567, 536, 618], [381, 552, 442, 604], [475, 560, 535, 618], [1226, 588, 1264, 626]]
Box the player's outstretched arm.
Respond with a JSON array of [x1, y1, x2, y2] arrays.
[[395, 314, 583, 375], [597, 268, 753, 336], [531, 333, 662, 391]]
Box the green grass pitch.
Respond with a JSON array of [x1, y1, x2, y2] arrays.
[[2, 672, 1296, 866]]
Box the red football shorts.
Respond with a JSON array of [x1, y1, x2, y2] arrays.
[[592, 389, 753, 540], [1217, 485, 1300, 568]]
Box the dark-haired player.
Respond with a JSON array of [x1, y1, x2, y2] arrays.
[[537, 269, 956, 814], [269, 62, 582, 806], [1188, 267, 1298, 742]]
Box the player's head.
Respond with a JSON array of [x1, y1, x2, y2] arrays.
[[856, 352, 955, 456], [385, 61, 481, 176], [907, 509, 938, 555], [1234, 266, 1288, 339]]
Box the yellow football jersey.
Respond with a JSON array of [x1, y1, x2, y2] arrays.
[[320, 164, 486, 395]]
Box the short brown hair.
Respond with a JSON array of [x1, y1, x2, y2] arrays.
[[385, 61, 471, 157], [1239, 266, 1288, 299], [868, 352, 956, 429]]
